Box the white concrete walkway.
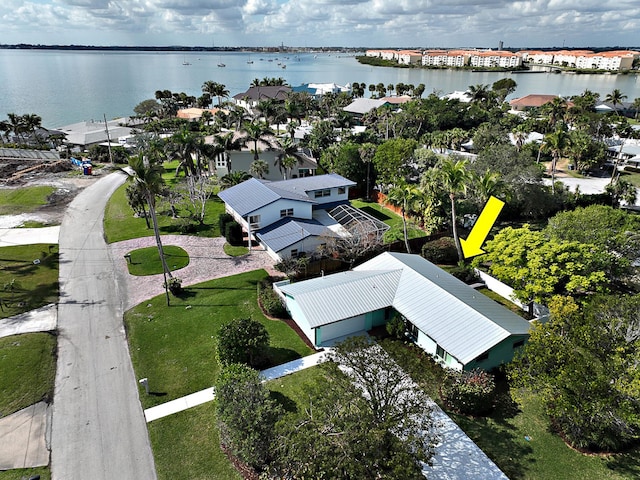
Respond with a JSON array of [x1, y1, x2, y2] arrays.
[[0, 226, 60, 247], [0, 303, 57, 339], [143, 351, 329, 423]]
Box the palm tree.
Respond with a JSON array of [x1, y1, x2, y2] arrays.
[[542, 97, 568, 130], [7, 113, 26, 144], [439, 157, 472, 262], [543, 127, 570, 194], [220, 171, 251, 189], [212, 131, 243, 173], [241, 119, 274, 161], [165, 125, 201, 177], [275, 137, 306, 178], [202, 81, 229, 106], [286, 119, 300, 141], [467, 84, 491, 104], [386, 182, 421, 253], [22, 114, 42, 145], [358, 143, 376, 200], [605, 89, 628, 116], [0, 119, 11, 143], [471, 170, 508, 208], [126, 155, 173, 305], [633, 98, 640, 120], [249, 159, 269, 179]]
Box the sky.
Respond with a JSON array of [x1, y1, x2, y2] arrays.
[[1, 0, 639, 49]]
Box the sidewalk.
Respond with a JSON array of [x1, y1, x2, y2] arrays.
[[0, 303, 57, 339], [0, 226, 60, 247]]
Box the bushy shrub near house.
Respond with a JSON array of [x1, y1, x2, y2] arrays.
[[225, 221, 243, 246], [441, 369, 496, 416], [421, 237, 458, 265], [258, 280, 288, 318], [219, 212, 234, 235]]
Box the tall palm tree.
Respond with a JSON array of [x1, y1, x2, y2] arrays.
[[542, 97, 568, 131], [212, 131, 243, 173], [439, 157, 472, 262], [202, 81, 229, 106], [467, 84, 491, 104], [605, 89, 628, 116], [241, 120, 274, 161], [358, 143, 376, 200], [275, 137, 306, 178], [7, 113, 26, 144], [385, 182, 421, 254], [633, 97, 640, 120], [471, 170, 508, 208], [166, 126, 201, 177], [126, 155, 173, 305], [543, 127, 570, 194]]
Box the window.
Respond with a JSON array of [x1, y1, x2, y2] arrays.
[[314, 189, 331, 198], [436, 345, 445, 359], [475, 351, 489, 362], [290, 249, 298, 258], [513, 339, 525, 349], [406, 320, 418, 340], [248, 215, 261, 227], [280, 208, 294, 218], [338, 186, 346, 195], [215, 156, 226, 168]]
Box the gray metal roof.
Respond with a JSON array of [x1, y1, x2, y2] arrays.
[[282, 252, 531, 365], [343, 98, 388, 115], [217, 174, 355, 217], [356, 252, 531, 365], [256, 218, 338, 253], [217, 178, 313, 217], [273, 174, 356, 195], [0, 148, 60, 161], [279, 270, 402, 328]]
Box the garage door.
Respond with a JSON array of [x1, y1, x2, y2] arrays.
[[318, 315, 366, 345]]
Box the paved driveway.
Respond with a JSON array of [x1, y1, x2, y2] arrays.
[[51, 172, 156, 480]]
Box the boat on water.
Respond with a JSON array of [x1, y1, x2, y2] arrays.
[[217, 63, 226, 67], [281, 64, 286, 69]]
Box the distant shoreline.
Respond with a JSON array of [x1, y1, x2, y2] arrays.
[[0, 44, 360, 53]]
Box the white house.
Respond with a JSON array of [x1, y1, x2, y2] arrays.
[[217, 174, 359, 260], [275, 252, 532, 371]]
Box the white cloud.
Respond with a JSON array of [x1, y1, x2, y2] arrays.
[[0, 0, 638, 47]]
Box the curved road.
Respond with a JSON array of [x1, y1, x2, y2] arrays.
[[51, 172, 156, 479]]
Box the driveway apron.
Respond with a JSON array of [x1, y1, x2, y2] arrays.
[[51, 172, 156, 480]]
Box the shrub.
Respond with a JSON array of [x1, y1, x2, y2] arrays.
[[448, 262, 479, 284], [441, 369, 496, 416], [216, 318, 270, 368], [163, 277, 183, 295], [385, 314, 406, 340], [219, 212, 234, 235], [421, 237, 458, 264], [257, 280, 288, 318], [224, 221, 243, 246]]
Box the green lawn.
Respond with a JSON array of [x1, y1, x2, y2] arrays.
[[103, 181, 225, 244], [351, 199, 427, 242], [223, 243, 249, 257], [125, 269, 313, 410], [126, 245, 190, 276], [126, 269, 313, 480], [0, 467, 50, 480], [0, 333, 57, 416], [0, 244, 59, 318], [0, 185, 55, 215]]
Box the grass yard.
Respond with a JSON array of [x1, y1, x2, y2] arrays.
[[147, 402, 241, 480], [223, 243, 249, 257], [126, 245, 189, 276], [0, 244, 59, 318], [0, 185, 55, 215], [0, 467, 50, 480], [351, 199, 427, 243], [103, 183, 225, 243], [125, 269, 313, 410], [0, 332, 57, 416]]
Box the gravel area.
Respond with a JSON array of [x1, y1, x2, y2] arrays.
[[108, 235, 280, 310]]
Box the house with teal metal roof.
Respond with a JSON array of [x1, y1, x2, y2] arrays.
[[275, 252, 532, 371]]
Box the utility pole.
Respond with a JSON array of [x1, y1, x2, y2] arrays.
[[104, 113, 114, 165]]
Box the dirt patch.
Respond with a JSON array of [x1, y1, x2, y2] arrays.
[[0, 157, 108, 226]]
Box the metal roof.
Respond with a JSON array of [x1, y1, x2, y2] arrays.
[[343, 98, 389, 115], [356, 252, 531, 365], [217, 174, 355, 217], [0, 148, 60, 161], [256, 217, 338, 253], [282, 252, 531, 365], [217, 177, 313, 217], [279, 270, 402, 328]]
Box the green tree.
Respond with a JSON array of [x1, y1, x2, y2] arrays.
[[202, 80, 229, 106], [216, 364, 282, 470], [605, 88, 627, 116], [249, 158, 269, 179], [475, 225, 613, 305], [241, 119, 274, 161], [491, 78, 517, 103], [509, 294, 640, 451], [372, 138, 417, 187], [267, 337, 436, 479], [386, 182, 421, 253], [212, 131, 243, 173], [542, 126, 570, 194], [219, 171, 251, 189], [438, 157, 472, 262], [125, 154, 173, 305], [133, 99, 161, 120], [216, 317, 270, 368]]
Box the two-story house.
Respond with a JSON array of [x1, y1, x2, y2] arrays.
[[217, 174, 358, 260]]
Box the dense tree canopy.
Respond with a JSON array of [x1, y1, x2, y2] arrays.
[[216, 317, 270, 368], [509, 294, 640, 452]]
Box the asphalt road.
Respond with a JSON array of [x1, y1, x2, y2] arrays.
[[51, 172, 157, 479]]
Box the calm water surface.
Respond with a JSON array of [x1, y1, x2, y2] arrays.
[[0, 50, 639, 127]]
